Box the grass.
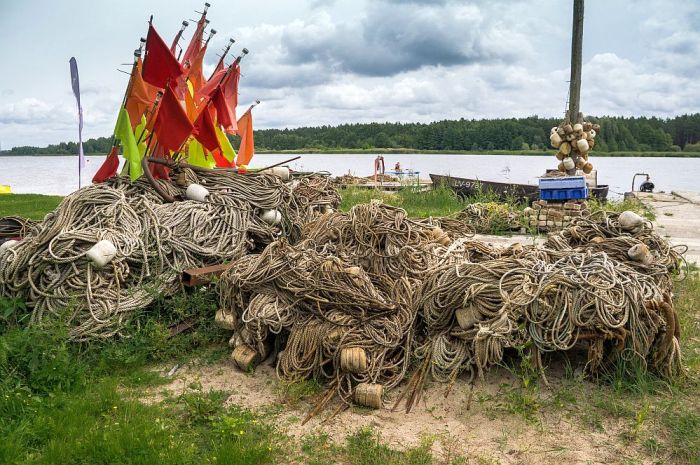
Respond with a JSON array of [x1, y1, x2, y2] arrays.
[[0, 193, 63, 220], [340, 186, 469, 217]]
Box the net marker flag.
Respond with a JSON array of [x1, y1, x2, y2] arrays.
[[69, 57, 85, 188]]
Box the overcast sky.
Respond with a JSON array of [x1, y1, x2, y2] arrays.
[[0, 0, 698, 148]]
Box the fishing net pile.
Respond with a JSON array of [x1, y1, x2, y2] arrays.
[[0, 170, 338, 340], [217, 201, 684, 413]]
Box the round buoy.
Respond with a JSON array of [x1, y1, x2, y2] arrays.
[[340, 347, 368, 373], [576, 139, 590, 153], [550, 132, 562, 148], [0, 239, 19, 252], [619, 211, 645, 232], [186, 184, 209, 201], [429, 226, 451, 246], [231, 345, 261, 371], [86, 240, 117, 268], [628, 243, 653, 265], [215, 309, 236, 330], [560, 142, 571, 155], [262, 166, 291, 181], [354, 383, 383, 409], [261, 209, 282, 225]]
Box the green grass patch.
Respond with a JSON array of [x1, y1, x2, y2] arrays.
[[340, 186, 468, 217], [0, 193, 63, 220], [301, 428, 440, 465]]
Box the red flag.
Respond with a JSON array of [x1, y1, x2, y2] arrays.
[[236, 108, 255, 166], [182, 15, 206, 67], [92, 146, 120, 183], [210, 148, 234, 168], [211, 87, 234, 132], [142, 24, 185, 89], [153, 85, 194, 153], [196, 66, 225, 103], [192, 106, 220, 153]]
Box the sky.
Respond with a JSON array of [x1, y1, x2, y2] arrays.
[[0, 0, 699, 149]]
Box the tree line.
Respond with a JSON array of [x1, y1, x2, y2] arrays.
[[3, 114, 699, 155]]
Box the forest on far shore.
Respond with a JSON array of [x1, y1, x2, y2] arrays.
[[3, 114, 700, 155]]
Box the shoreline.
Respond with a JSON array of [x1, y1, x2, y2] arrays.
[[1, 149, 698, 158]]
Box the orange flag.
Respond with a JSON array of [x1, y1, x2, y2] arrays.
[[220, 64, 240, 134], [235, 108, 255, 166], [125, 58, 158, 129], [187, 44, 207, 94]]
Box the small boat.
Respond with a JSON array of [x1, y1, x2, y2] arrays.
[[429, 174, 609, 203], [0, 185, 11, 194]]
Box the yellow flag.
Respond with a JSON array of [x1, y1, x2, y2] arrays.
[[215, 125, 236, 163], [187, 139, 215, 169], [114, 108, 143, 180]]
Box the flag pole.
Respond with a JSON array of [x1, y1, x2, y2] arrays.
[[69, 57, 85, 190], [210, 38, 236, 80]]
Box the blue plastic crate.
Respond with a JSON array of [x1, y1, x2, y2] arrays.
[[539, 187, 588, 201], [538, 176, 586, 190]]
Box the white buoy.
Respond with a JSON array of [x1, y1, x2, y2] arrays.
[[261, 209, 282, 225], [550, 132, 562, 148], [0, 240, 19, 252], [576, 138, 590, 153], [563, 157, 575, 170], [185, 184, 209, 201], [619, 211, 645, 232], [262, 166, 291, 181], [573, 123, 583, 133], [86, 240, 117, 268]]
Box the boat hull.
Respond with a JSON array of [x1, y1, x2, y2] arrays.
[[429, 174, 608, 203]]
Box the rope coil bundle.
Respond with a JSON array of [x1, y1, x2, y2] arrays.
[[218, 203, 684, 415], [0, 171, 339, 340]]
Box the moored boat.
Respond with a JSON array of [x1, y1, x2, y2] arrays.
[[429, 173, 608, 203]]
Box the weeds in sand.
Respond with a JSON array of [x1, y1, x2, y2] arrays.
[[277, 378, 324, 407]]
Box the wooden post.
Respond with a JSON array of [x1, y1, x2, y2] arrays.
[[567, 0, 584, 125]]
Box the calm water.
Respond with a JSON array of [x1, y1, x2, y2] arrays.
[[0, 154, 696, 198]]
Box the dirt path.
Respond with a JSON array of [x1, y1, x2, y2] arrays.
[[634, 191, 700, 265], [148, 358, 653, 464]]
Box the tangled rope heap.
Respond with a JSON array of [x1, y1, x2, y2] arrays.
[[217, 202, 684, 413], [0, 170, 338, 340]]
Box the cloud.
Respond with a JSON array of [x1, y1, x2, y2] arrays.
[[281, 3, 532, 77], [2, 0, 699, 149]]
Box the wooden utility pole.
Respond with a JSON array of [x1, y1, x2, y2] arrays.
[[567, 0, 584, 124]]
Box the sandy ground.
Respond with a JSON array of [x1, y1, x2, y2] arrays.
[[635, 191, 700, 265], [145, 356, 654, 465]]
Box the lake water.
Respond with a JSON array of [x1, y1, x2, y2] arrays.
[[0, 154, 696, 198]]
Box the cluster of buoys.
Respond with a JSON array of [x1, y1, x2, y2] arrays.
[[549, 121, 600, 174]]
